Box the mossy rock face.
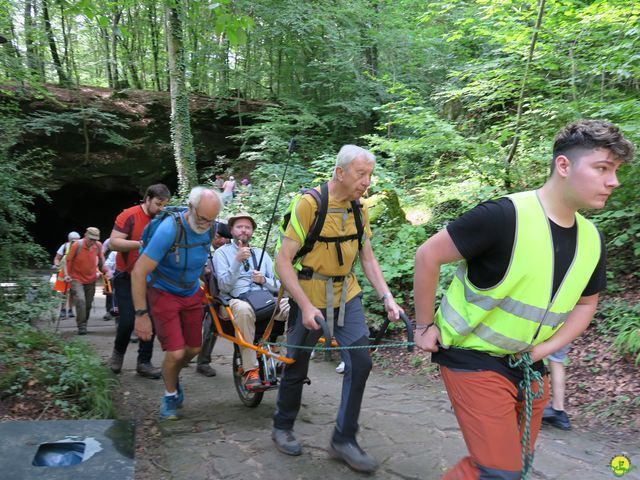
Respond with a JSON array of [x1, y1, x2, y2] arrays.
[[363, 189, 408, 226]]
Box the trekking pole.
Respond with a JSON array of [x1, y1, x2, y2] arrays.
[[257, 138, 297, 269]]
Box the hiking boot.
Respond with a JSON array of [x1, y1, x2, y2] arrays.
[[196, 364, 217, 377], [58, 309, 67, 320], [243, 368, 261, 390], [67, 309, 75, 318], [136, 362, 161, 379], [77, 326, 87, 335], [109, 350, 125, 374], [542, 406, 571, 430], [159, 394, 181, 420], [272, 428, 302, 456], [329, 440, 379, 473]]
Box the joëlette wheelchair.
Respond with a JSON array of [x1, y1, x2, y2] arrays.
[[201, 259, 415, 408]]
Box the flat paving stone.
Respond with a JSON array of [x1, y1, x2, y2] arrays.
[[51, 290, 640, 479]]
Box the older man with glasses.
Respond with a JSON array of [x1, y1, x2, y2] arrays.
[[132, 186, 221, 420]]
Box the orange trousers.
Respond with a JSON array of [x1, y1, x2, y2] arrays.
[[440, 366, 549, 480]]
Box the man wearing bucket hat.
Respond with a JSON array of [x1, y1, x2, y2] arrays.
[[64, 227, 107, 335], [213, 212, 289, 390]]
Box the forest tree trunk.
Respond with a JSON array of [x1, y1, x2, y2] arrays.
[[42, 0, 69, 85], [166, 0, 197, 197], [24, 1, 42, 79]]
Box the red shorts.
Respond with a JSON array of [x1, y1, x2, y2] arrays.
[[147, 287, 204, 352]]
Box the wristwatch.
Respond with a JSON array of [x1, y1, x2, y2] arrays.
[[134, 309, 148, 317]]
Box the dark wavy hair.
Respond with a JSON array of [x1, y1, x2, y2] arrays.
[[144, 183, 171, 201], [551, 119, 635, 172]]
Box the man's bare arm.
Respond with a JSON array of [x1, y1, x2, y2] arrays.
[[109, 229, 142, 252], [131, 254, 158, 341], [529, 293, 599, 362], [359, 239, 402, 321], [413, 229, 464, 351]]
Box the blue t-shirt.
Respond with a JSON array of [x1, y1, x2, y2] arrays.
[[143, 212, 211, 296]]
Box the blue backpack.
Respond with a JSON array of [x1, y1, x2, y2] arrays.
[[140, 206, 218, 288]]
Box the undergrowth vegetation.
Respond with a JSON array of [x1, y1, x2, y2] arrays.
[[596, 299, 640, 365], [0, 281, 115, 419]]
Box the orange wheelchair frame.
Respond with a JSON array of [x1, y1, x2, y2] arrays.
[[200, 262, 300, 407], [200, 260, 414, 407]]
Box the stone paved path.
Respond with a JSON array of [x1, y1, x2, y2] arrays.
[[58, 292, 639, 479]]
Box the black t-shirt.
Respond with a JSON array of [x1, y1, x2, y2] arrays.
[[432, 197, 606, 385]]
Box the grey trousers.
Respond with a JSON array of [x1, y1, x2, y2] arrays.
[[70, 280, 96, 327]]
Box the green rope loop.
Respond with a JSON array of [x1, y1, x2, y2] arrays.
[[508, 352, 545, 479], [264, 339, 415, 351]]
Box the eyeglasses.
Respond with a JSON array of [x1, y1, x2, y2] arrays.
[[193, 206, 216, 226]]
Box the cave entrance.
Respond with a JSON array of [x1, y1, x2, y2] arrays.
[[31, 182, 149, 259]]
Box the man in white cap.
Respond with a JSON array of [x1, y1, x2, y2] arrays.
[[64, 227, 107, 335], [52, 230, 81, 319]]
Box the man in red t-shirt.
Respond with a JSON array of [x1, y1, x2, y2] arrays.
[[108, 183, 170, 379], [64, 227, 107, 335]]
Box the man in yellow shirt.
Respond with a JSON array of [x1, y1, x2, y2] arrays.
[[273, 145, 402, 473]]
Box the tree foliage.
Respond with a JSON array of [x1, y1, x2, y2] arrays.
[[0, 0, 638, 280]]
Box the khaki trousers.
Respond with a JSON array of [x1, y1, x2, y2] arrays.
[[229, 297, 289, 369]]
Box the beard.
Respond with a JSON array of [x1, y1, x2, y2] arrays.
[[187, 214, 211, 235]]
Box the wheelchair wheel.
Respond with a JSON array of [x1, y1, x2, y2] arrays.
[[233, 344, 264, 408]]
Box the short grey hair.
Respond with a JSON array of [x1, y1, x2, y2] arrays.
[[333, 145, 376, 178], [188, 186, 221, 208]]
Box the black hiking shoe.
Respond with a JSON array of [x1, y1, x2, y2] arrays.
[[136, 362, 161, 379], [272, 428, 302, 456], [109, 350, 124, 374], [542, 406, 571, 430], [329, 440, 379, 473]]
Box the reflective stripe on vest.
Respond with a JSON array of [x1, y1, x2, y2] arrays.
[[435, 190, 601, 355]]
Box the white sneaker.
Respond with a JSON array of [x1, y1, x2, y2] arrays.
[[310, 349, 316, 359], [335, 361, 345, 374]]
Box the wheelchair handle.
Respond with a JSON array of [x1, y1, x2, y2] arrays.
[[371, 311, 414, 352], [314, 315, 332, 351]]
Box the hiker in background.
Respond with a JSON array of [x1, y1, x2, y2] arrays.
[[222, 175, 236, 204], [213, 174, 225, 191], [213, 212, 289, 389], [132, 187, 221, 420], [413, 119, 634, 479], [272, 145, 401, 473], [108, 183, 170, 380], [64, 227, 107, 335], [52, 230, 81, 319], [239, 178, 252, 200], [542, 344, 572, 430], [196, 220, 233, 377], [102, 238, 117, 322]]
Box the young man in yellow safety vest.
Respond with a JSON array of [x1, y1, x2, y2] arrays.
[[414, 119, 635, 479], [273, 145, 402, 474]]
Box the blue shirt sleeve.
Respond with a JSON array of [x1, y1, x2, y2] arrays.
[[142, 217, 177, 264]]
